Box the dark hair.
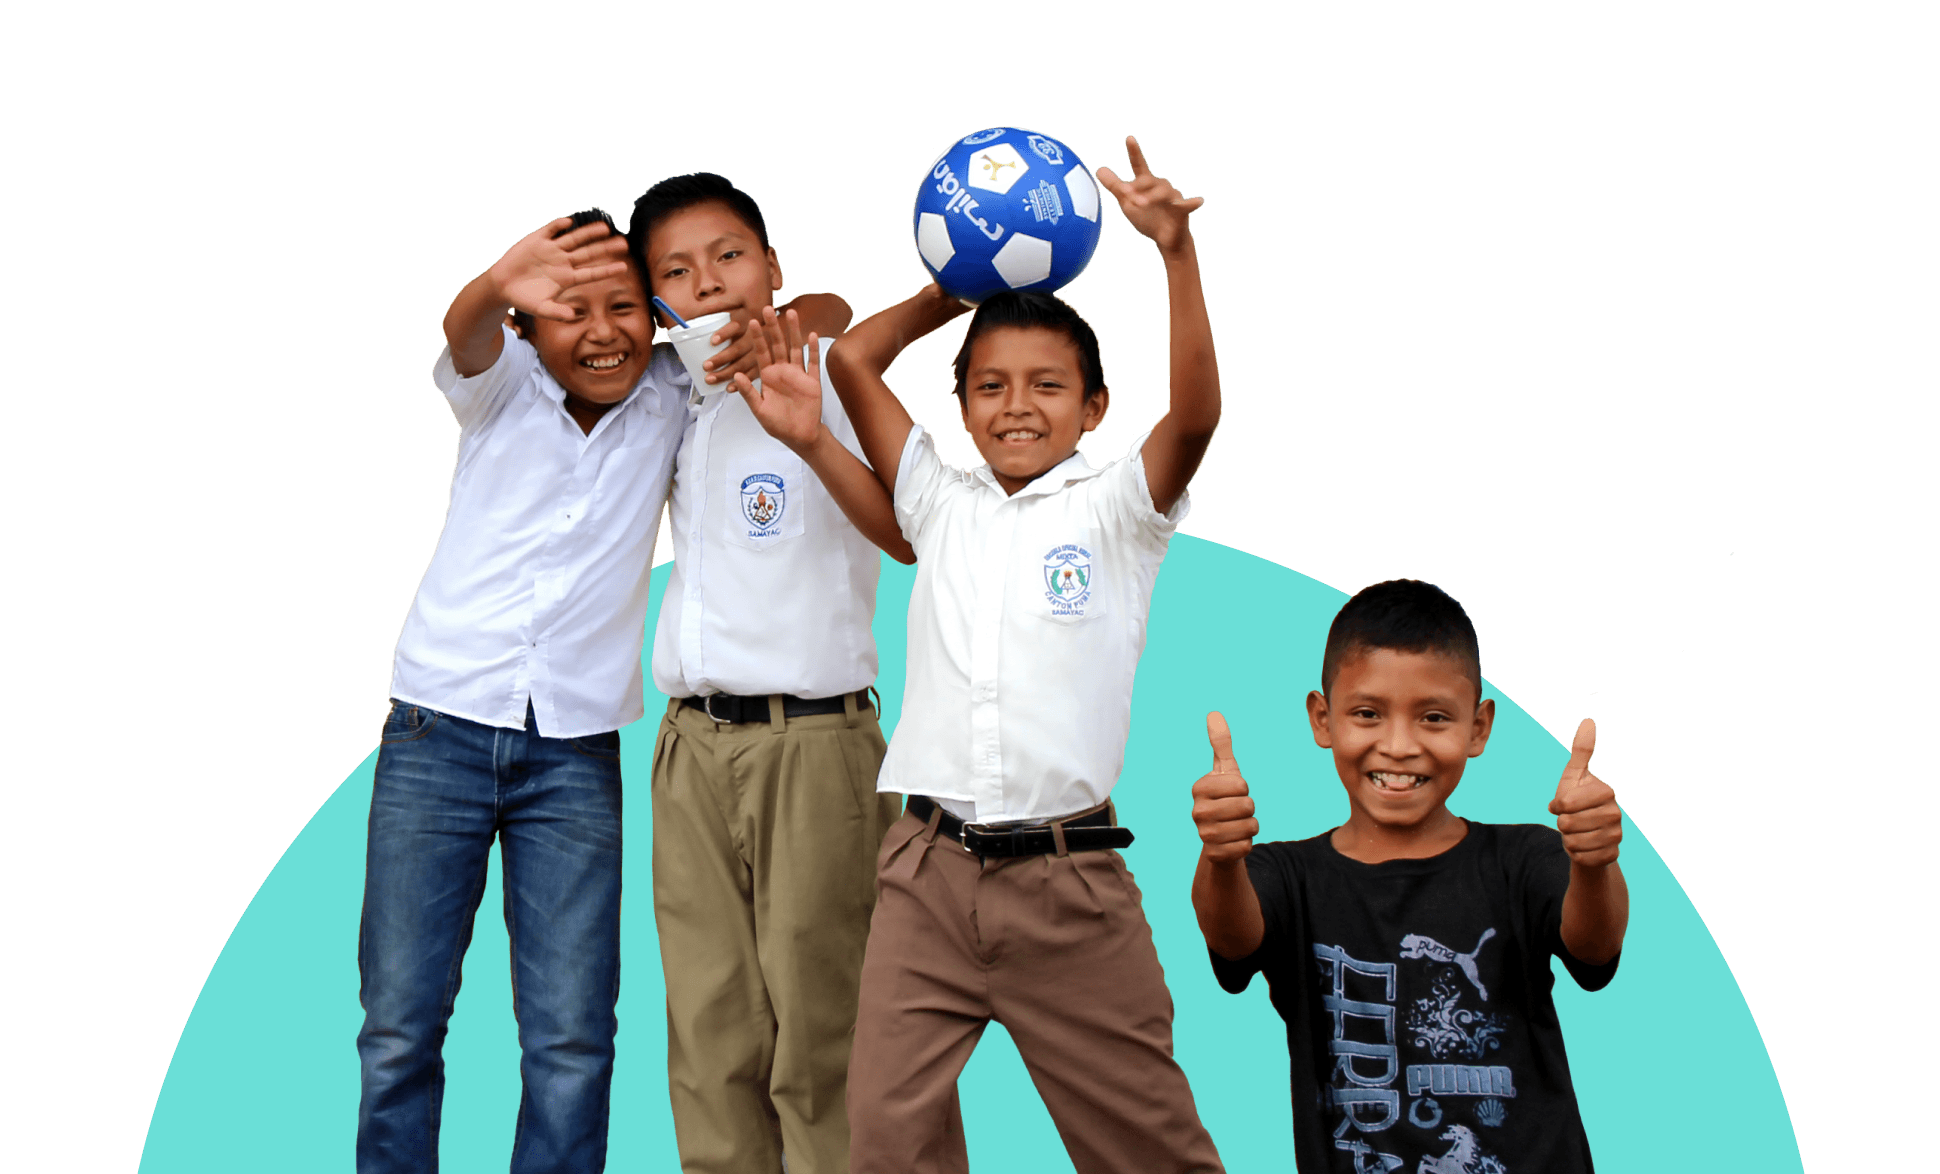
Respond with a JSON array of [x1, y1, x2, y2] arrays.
[[1321, 579, 1482, 700], [627, 173, 769, 280], [950, 290, 1105, 402], [510, 208, 621, 335]]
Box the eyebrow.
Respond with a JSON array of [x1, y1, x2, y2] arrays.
[[652, 231, 749, 267], [971, 365, 1075, 380]]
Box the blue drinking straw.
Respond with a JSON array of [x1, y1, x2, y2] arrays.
[[652, 296, 690, 329]]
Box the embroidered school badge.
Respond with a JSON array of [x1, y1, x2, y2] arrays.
[[1042, 544, 1093, 617], [741, 473, 786, 537]]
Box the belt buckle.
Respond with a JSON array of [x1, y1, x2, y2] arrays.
[[703, 694, 729, 723]]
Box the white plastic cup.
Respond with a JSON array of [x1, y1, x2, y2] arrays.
[[667, 311, 734, 394]]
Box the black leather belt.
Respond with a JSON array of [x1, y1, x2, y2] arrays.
[[680, 690, 871, 725], [906, 794, 1134, 857]]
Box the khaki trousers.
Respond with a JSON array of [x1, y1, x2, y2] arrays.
[[650, 695, 900, 1174], [847, 811, 1225, 1174]]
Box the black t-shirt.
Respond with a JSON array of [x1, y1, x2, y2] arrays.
[[1211, 822, 1619, 1174]]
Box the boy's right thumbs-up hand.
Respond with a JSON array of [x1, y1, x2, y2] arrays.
[[1192, 712, 1258, 864]]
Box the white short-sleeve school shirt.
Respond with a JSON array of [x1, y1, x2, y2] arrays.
[[880, 424, 1189, 824], [389, 327, 683, 738], [650, 337, 882, 700]]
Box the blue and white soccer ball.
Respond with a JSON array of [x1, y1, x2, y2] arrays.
[[913, 128, 1103, 303]]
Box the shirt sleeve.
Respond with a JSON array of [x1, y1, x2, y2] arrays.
[[892, 424, 949, 545], [1098, 430, 1191, 549], [1207, 842, 1297, 995], [433, 325, 538, 433], [1515, 824, 1622, 992]]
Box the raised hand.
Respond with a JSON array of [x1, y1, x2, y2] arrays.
[[1192, 712, 1259, 864], [730, 306, 825, 453], [1548, 719, 1623, 868], [487, 217, 632, 322], [1096, 136, 1203, 254]]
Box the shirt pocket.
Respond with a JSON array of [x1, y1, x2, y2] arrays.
[[721, 448, 809, 552], [1024, 526, 1110, 625]]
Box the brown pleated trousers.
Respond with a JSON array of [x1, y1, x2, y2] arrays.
[[846, 810, 1226, 1174], [650, 695, 901, 1174]]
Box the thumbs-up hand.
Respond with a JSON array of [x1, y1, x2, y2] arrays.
[[1192, 712, 1259, 864], [1547, 719, 1623, 868]]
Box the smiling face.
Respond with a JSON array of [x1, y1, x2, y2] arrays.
[[642, 200, 782, 330], [1307, 647, 1495, 854], [522, 263, 653, 424], [959, 325, 1108, 494]]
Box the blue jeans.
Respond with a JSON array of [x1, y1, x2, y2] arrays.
[[356, 701, 623, 1174]]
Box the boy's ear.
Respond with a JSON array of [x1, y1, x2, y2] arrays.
[[1081, 387, 1109, 432], [1306, 689, 1333, 748], [767, 247, 783, 293], [1467, 697, 1496, 759]]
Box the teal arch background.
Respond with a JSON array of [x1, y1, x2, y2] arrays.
[[141, 537, 1799, 1170]]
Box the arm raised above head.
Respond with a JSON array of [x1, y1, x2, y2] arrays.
[[825, 284, 969, 493], [443, 217, 632, 377], [1097, 137, 1219, 516]]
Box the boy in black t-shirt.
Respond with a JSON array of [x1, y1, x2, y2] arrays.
[[1189, 579, 1628, 1173]]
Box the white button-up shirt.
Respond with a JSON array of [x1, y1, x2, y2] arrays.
[[650, 338, 882, 699], [879, 425, 1188, 823], [390, 327, 682, 737]]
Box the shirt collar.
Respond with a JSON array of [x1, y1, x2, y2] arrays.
[[533, 363, 661, 420], [973, 448, 1100, 499]]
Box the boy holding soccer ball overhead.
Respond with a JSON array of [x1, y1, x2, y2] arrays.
[[814, 135, 1227, 1173]]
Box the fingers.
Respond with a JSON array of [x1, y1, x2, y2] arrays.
[[1126, 134, 1151, 177], [530, 299, 577, 323], [783, 308, 807, 364], [1551, 770, 1622, 866], [563, 258, 632, 289], [703, 320, 752, 382], [553, 219, 616, 254], [1207, 711, 1239, 774], [805, 330, 822, 382], [1191, 767, 1257, 862], [1095, 164, 1129, 198]]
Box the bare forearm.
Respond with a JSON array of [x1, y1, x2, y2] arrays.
[[1164, 238, 1219, 436], [837, 285, 963, 375], [444, 270, 512, 378], [799, 430, 916, 564], [1560, 861, 1629, 965], [827, 288, 962, 491], [779, 292, 852, 340], [1192, 854, 1264, 960], [1142, 237, 1220, 511]]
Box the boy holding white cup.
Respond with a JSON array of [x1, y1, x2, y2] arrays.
[[626, 172, 911, 1174]]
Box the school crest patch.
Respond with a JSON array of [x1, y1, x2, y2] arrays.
[[741, 473, 786, 537], [1042, 544, 1093, 616]]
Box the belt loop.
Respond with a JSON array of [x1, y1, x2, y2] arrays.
[[767, 693, 787, 734], [922, 802, 943, 842], [1051, 819, 1069, 857], [842, 689, 860, 728]]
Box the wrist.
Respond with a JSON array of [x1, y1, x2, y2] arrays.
[[1157, 233, 1198, 265]]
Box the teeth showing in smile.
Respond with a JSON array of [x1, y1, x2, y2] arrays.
[[1369, 771, 1430, 792], [582, 353, 628, 370], [999, 430, 1042, 441]]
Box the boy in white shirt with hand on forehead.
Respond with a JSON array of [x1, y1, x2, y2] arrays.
[[786, 135, 1228, 1173]]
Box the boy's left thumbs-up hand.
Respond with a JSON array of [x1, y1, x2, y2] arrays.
[[1192, 712, 1258, 864], [1548, 719, 1623, 868]]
